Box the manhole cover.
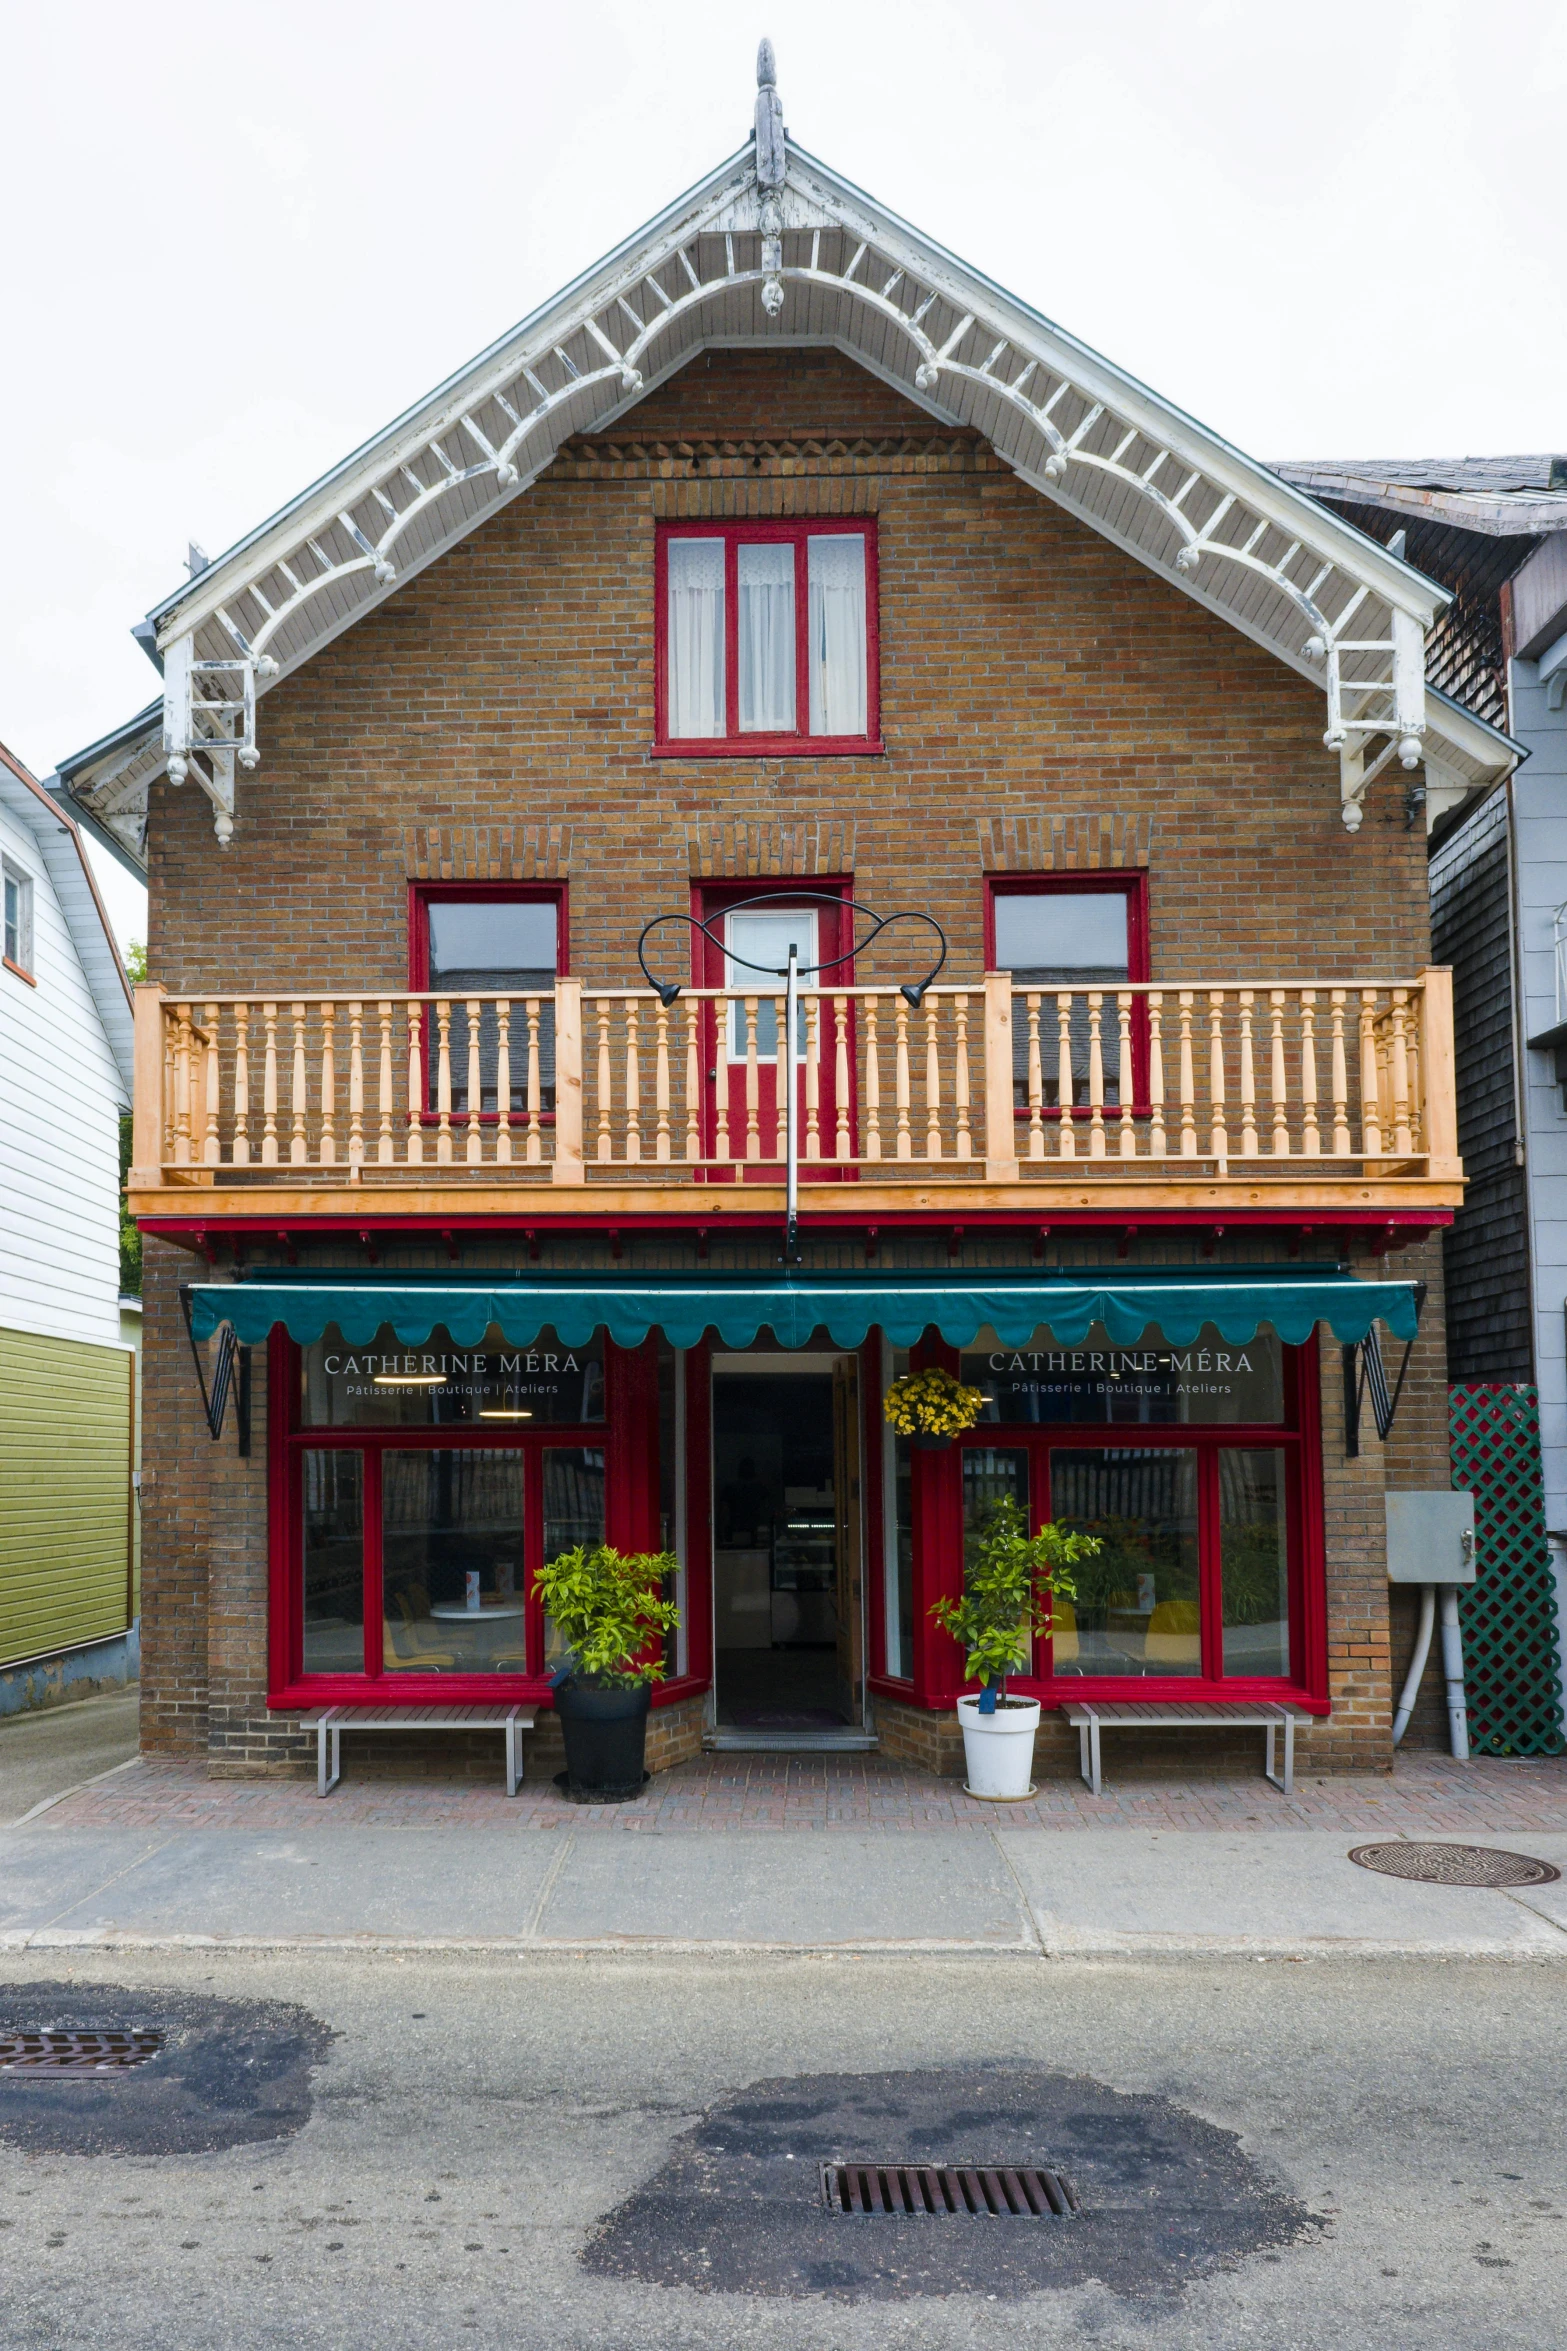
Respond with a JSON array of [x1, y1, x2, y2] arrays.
[[1349, 1842, 1561, 1887], [0, 2030, 166, 2074], [823, 2163, 1079, 2217]]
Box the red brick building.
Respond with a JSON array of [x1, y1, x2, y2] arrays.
[[64, 55, 1518, 1783]]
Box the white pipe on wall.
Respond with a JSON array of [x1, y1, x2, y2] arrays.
[[1391, 1583, 1436, 1749], [1439, 1585, 1471, 1761]]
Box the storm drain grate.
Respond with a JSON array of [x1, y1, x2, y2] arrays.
[[1348, 1841, 1561, 1887], [0, 2031, 167, 2075], [822, 2163, 1080, 2217]]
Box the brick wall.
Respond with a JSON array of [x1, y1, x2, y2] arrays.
[[136, 347, 1443, 1776]]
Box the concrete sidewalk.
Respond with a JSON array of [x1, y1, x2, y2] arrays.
[[3, 1751, 1566, 1957]]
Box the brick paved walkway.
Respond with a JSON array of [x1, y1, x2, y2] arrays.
[[37, 1748, 1567, 1836]]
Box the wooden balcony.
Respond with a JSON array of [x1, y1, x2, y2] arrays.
[[127, 971, 1462, 1227]]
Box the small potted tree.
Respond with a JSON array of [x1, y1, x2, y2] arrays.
[[931, 1496, 1099, 1799], [535, 1543, 680, 1800], [884, 1365, 986, 1449]]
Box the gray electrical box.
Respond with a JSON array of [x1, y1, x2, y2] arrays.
[[1385, 1491, 1476, 1584]]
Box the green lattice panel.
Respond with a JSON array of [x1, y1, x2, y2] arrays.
[[1449, 1383, 1565, 1757]]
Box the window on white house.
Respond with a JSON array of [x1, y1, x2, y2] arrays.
[[3, 860, 34, 974]]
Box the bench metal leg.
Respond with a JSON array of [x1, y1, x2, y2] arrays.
[[1077, 1716, 1102, 1797], [317, 1717, 341, 1798], [505, 1714, 523, 1797], [1262, 1715, 1295, 1797]]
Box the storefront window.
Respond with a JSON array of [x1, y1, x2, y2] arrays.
[[302, 1450, 363, 1674], [381, 1450, 526, 1675], [541, 1446, 607, 1668], [301, 1323, 604, 1428], [961, 1322, 1283, 1426], [1219, 1448, 1290, 1677], [1047, 1448, 1201, 1677]]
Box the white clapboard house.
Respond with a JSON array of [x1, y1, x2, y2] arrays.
[[0, 737, 138, 1717]]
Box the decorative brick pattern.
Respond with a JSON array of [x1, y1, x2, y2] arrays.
[[403, 824, 572, 880], [685, 818, 855, 877], [979, 812, 1154, 871]]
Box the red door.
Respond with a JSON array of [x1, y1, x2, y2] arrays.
[[694, 884, 854, 1179]]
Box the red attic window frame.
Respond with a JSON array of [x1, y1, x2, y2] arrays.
[[653, 518, 883, 757]]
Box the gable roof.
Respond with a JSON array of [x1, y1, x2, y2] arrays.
[[0, 737, 133, 1094], [60, 51, 1518, 863]]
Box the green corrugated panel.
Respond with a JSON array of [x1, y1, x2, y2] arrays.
[[0, 1327, 132, 1666], [1449, 1383, 1566, 1757]]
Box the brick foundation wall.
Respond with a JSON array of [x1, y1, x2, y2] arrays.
[[134, 347, 1447, 1773]]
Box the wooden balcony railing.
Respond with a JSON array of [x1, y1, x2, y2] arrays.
[[129, 969, 1460, 1204]]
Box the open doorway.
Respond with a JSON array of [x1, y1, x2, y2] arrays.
[[710, 1351, 864, 1736]]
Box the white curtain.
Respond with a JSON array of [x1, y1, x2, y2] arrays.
[[667, 538, 725, 737], [737, 542, 795, 731], [808, 534, 867, 735]]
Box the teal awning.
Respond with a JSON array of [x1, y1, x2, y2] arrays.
[[186, 1269, 1421, 1352]]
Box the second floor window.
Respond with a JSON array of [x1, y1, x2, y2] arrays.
[[412, 890, 562, 1118], [991, 878, 1146, 1111], [657, 522, 879, 752]]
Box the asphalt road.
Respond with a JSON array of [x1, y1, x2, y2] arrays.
[[0, 1948, 1561, 2350], [0, 1690, 140, 1825]]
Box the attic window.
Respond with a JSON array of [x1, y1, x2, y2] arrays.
[[3, 859, 34, 980], [655, 522, 881, 755]]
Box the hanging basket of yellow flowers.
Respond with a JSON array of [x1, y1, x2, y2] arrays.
[[883, 1365, 987, 1449]]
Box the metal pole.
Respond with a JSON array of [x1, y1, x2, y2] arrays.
[[785, 942, 799, 1261]]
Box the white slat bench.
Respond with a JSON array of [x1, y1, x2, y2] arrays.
[[1061, 1701, 1307, 1797], [301, 1706, 536, 1797]]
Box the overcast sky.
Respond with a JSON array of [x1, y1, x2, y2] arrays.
[[5, 0, 1562, 950]]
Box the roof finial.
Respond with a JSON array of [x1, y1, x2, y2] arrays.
[[754, 38, 785, 190]]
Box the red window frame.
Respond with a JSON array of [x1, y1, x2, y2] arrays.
[[984, 870, 1151, 1119], [407, 880, 568, 1129], [653, 519, 883, 756], [870, 1330, 1328, 1716], [266, 1328, 708, 1712]]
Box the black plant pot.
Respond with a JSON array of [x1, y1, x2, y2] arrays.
[[555, 1677, 651, 1797], [910, 1431, 954, 1451]]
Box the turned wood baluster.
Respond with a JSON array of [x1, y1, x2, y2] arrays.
[[954, 994, 972, 1161], [864, 999, 882, 1160], [405, 1005, 424, 1165], [1178, 992, 1197, 1157], [1359, 990, 1382, 1156], [1148, 993, 1166, 1157], [1086, 992, 1106, 1159], [1329, 991, 1351, 1155], [922, 996, 940, 1160], [714, 998, 731, 1163], [684, 1000, 701, 1162], [654, 1000, 672, 1163], [742, 998, 760, 1162], [172, 1003, 194, 1166], [1056, 993, 1075, 1159], [596, 1001, 613, 1162], [1269, 991, 1289, 1156], [494, 1001, 513, 1165], [1406, 992, 1425, 1152], [1116, 992, 1135, 1159], [894, 998, 912, 1159], [232, 1004, 251, 1166], [525, 999, 544, 1165], [1025, 992, 1044, 1161], [835, 996, 852, 1161], [262, 1002, 280, 1165], [624, 1001, 642, 1164], [464, 999, 483, 1164], [804, 995, 822, 1162], [774, 997, 788, 1163], [1389, 988, 1413, 1154], [1299, 992, 1320, 1156], [377, 1004, 394, 1164], [319, 1005, 337, 1166], [347, 1003, 365, 1169], [202, 1005, 222, 1165], [1207, 992, 1228, 1167], [434, 999, 454, 1164], [1237, 991, 1258, 1157], [290, 1003, 309, 1166]]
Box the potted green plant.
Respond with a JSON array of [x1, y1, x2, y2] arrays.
[[535, 1543, 680, 1799], [930, 1496, 1099, 1799], [884, 1365, 987, 1449]]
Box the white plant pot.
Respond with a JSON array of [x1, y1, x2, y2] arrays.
[[957, 1693, 1041, 1800]]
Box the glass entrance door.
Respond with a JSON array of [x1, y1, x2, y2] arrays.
[[710, 1351, 864, 1734]]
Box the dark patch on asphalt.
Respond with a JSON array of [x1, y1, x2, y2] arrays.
[[581, 2065, 1312, 2302], [0, 1984, 333, 2157]]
